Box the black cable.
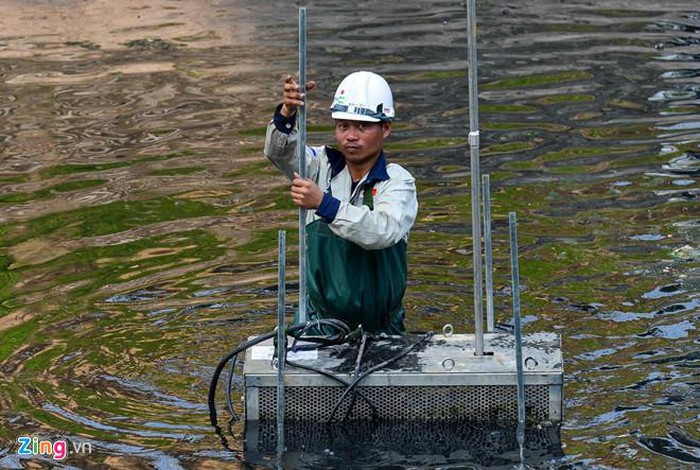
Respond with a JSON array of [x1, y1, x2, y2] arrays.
[[288, 318, 351, 347], [225, 355, 238, 417], [208, 331, 276, 429], [208, 318, 352, 431], [340, 331, 369, 422], [327, 332, 434, 423], [285, 359, 379, 419]]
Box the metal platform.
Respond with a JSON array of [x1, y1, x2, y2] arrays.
[[243, 332, 563, 423]]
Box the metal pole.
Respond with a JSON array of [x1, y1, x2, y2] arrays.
[[509, 212, 526, 461], [467, 0, 484, 355], [276, 230, 287, 461], [297, 7, 308, 324], [483, 174, 494, 333]]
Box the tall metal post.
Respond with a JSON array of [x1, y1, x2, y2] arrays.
[[297, 7, 308, 324], [276, 231, 287, 461], [509, 213, 526, 461], [483, 174, 495, 333], [467, 0, 484, 355]]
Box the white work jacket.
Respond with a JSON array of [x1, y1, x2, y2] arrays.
[[263, 111, 418, 250]]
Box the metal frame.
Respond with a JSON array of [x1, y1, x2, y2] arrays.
[[244, 333, 563, 422]]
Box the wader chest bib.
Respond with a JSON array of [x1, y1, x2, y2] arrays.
[[305, 184, 407, 334]]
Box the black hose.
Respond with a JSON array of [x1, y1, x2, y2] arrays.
[[339, 332, 369, 422], [327, 332, 433, 423], [208, 318, 352, 430], [225, 355, 238, 417], [286, 359, 379, 419], [208, 331, 276, 429], [288, 318, 351, 346]]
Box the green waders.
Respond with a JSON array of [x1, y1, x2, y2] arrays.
[[300, 185, 407, 335]]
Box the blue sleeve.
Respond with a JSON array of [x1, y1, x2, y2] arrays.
[[273, 103, 296, 135], [316, 193, 340, 222]]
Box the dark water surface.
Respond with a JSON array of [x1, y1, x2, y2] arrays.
[[0, 0, 698, 468]]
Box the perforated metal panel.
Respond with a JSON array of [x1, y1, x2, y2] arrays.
[[256, 384, 551, 421], [247, 419, 563, 459], [243, 333, 563, 423]]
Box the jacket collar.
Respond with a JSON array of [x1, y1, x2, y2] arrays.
[[326, 147, 390, 183]]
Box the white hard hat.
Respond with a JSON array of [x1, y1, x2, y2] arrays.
[[330, 71, 395, 122]]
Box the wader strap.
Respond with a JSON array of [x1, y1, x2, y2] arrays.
[[363, 184, 374, 210]]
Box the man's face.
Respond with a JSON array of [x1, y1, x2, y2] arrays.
[[334, 119, 391, 165]]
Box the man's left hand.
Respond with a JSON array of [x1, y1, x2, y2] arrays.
[[291, 172, 323, 209]]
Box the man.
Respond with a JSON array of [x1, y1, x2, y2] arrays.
[[264, 71, 418, 334]]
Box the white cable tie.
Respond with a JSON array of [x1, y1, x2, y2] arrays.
[[469, 130, 480, 146]]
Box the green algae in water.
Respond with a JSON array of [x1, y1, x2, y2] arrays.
[[501, 160, 538, 171], [581, 124, 656, 140], [40, 162, 131, 178], [538, 94, 596, 105], [417, 192, 469, 220], [0, 254, 18, 316], [0, 175, 30, 183], [0, 179, 106, 204], [39, 152, 194, 179], [30, 407, 128, 442], [499, 145, 655, 174], [593, 9, 663, 17], [401, 70, 465, 81], [125, 37, 179, 51], [540, 23, 603, 33], [434, 165, 463, 174], [239, 145, 265, 155], [224, 160, 279, 179], [22, 343, 63, 373], [482, 70, 592, 90], [483, 121, 569, 132], [537, 145, 646, 163], [0, 318, 39, 362], [239, 124, 335, 137], [482, 140, 540, 155], [268, 190, 297, 212], [4, 196, 227, 243], [481, 104, 537, 114], [146, 167, 203, 177], [13, 229, 226, 300], [606, 98, 646, 111], [661, 105, 700, 115], [549, 163, 609, 174], [236, 227, 297, 257], [386, 137, 466, 152]]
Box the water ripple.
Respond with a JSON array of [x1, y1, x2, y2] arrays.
[[1, 1, 698, 468], [42, 403, 202, 441]]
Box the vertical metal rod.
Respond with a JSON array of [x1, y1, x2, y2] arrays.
[[483, 174, 494, 333], [297, 7, 308, 324], [276, 230, 286, 461], [509, 212, 526, 461], [467, 0, 484, 355]]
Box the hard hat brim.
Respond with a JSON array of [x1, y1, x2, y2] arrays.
[[331, 111, 382, 123]]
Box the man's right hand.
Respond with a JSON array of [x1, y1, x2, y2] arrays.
[[281, 75, 317, 118]]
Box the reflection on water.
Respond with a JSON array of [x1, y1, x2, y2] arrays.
[[0, 0, 698, 468]]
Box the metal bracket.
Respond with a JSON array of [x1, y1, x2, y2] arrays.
[[468, 130, 480, 147]]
